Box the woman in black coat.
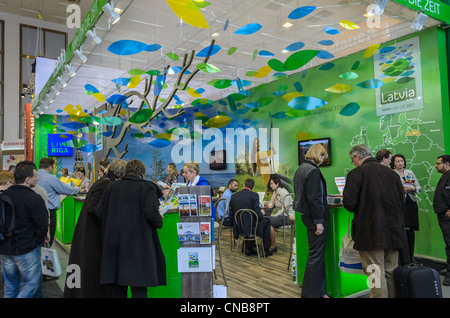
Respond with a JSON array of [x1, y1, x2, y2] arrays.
[[64, 159, 127, 298], [293, 143, 329, 298], [98, 159, 166, 298]]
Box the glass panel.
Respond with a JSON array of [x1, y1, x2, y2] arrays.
[[44, 31, 66, 59], [21, 56, 34, 88], [21, 26, 42, 56]]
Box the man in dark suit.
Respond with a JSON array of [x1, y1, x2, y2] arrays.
[[228, 178, 275, 256]]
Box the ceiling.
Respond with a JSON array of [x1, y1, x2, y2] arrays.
[[26, 0, 442, 115], [0, 0, 95, 24]]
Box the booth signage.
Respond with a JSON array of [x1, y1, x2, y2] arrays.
[[392, 0, 450, 24], [48, 134, 73, 157], [374, 36, 424, 116]]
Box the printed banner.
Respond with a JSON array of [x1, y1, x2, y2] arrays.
[[374, 36, 424, 116]]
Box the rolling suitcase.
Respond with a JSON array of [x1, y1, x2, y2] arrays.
[[394, 262, 443, 298]]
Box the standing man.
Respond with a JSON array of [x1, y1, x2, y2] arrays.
[[375, 149, 392, 167], [228, 178, 276, 256], [218, 179, 239, 226], [37, 158, 79, 247], [0, 161, 49, 298], [343, 144, 405, 298], [433, 155, 450, 286]]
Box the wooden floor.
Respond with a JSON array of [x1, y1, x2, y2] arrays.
[[213, 224, 302, 298]]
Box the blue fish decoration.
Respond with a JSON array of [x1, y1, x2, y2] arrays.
[[259, 50, 275, 57], [107, 40, 161, 56], [149, 138, 171, 148], [323, 26, 340, 35], [154, 74, 166, 97], [288, 96, 328, 110], [317, 50, 335, 59], [294, 82, 303, 93], [283, 42, 305, 52], [288, 6, 317, 19], [235, 23, 262, 35], [106, 94, 128, 105], [196, 44, 221, 57]]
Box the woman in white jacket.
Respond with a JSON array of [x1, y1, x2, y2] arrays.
[[268, 175, 294, 228], [391, 154, 422, 262]]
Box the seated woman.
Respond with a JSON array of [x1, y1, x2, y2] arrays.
[[76, 167, 91, 192], [267, 175, 294, 228], [59, 168, 71, 183]]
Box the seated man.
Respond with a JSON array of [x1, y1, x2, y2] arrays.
[[217, 179, 239, 226], [228, 178, 276, 257]]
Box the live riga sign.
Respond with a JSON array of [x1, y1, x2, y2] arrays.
[[48, 134, 73, 157]]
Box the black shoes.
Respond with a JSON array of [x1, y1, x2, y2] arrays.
[[444, 276, 450, 286]]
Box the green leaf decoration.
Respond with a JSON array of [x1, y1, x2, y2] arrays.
[[146, 70, 161, 76], [227, 47, 237, 55], [62, 139, 88, 148], [197, 62, 220, 73], [98, 116, 123, 126], [267, 59, 287, 72], [284, 50, 320, 71], [129, 109, 153, 124], [128, 68, 146, 76], [80, 116, 101, 124], [166, 52, 180, 61]]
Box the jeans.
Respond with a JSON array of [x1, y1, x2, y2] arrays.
[[0, 246, 43, 298]]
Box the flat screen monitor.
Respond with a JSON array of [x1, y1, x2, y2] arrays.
[[210, 150, 227, 170], [298, 137, 331, 166]]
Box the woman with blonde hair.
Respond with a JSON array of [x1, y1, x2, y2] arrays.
[[0, 171, 14, 190], [293, 143, 329, 298], [166, 163, 179, 187]]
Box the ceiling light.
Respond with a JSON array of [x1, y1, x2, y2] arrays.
[[282, 22, 294, 28], [86, 29, 102, 45], [74, 49, 87, 63], [410, 11, 428, 31], [103, 3, 121, 25], [211, 32, 220, 37], [65, 64, 77, 78], [282, 49, 289, 53]]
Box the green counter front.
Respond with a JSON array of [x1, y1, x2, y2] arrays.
[[295, 204, 369, 298], [55, 196, 182, 298]]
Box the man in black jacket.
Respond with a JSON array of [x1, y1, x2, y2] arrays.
[[433, 155, 450, 285], [228, 178, 274, 256], [343, 144, 405, 298], [0, 161, 49, 298]]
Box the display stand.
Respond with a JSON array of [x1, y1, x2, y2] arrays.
[[177, 186, 213, 298], [295, 204, 368, 297]]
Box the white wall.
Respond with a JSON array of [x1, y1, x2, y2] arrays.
[[0, 11, 76, 142]]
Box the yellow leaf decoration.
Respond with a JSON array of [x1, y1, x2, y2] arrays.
[[363, 44, 380, 58], [166, 0, 209, 29], [339, 20, 360, 30], [253, 65, 272, 79], [127, 75, 141, 88], [325, 83, 352, 93]]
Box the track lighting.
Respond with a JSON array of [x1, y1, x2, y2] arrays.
[[103, 3, 121, 25], [74, 49, 87, 63], [86, 29, 102, 45], [410, 11, 428, 31], [65, 64, 77, 78]]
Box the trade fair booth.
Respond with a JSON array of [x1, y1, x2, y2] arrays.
[[29, 0, 450, 298]]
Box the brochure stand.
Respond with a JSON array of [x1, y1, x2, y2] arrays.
[[177, 186, 213, 298]]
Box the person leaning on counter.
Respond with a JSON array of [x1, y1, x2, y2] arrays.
[[37, 158, 80, 248]]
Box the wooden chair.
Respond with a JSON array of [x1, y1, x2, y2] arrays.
[[213, 197, 229, 286], [232, 209, 265, 265]]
